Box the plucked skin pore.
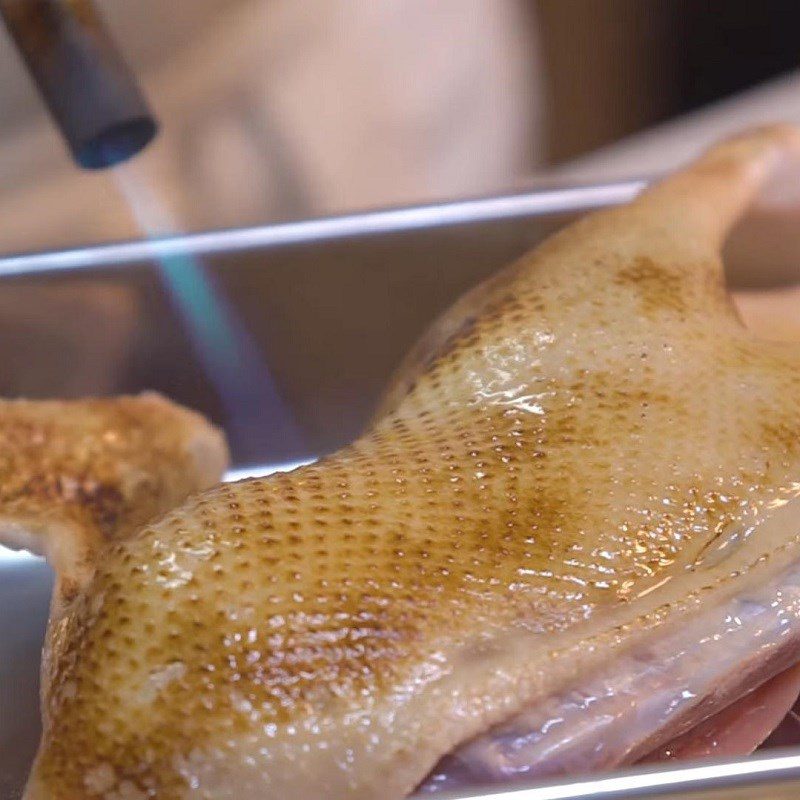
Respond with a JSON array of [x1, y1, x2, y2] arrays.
[[27, 126, 800, 799]]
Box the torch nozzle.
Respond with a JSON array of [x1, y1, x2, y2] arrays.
[[1, 0, 158, 169]]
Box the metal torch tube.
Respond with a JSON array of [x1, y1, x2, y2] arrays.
[[0, 0, 157, 168]]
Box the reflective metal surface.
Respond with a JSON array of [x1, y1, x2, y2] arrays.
[[447, 751, 800, 800], [0, 182, 643, 276], [0, 560, 52, 799], [1, 181, 798, 799]]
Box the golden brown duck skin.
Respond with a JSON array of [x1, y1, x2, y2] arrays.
[[0, 392, 229, 607], [25, 126, 800, 800]]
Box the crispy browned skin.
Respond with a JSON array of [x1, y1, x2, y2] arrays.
[[0, 393, 229, 603], [26, 126, 800, 799]]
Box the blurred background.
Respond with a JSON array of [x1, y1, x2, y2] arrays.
[[1, 0, 800, 256]]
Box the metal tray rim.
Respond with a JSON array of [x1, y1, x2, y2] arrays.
[[0, 180, 644, 277], [446, 749, 800, 800]]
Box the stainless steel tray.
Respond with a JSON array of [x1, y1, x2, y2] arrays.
[[2, 180, 798, 800]]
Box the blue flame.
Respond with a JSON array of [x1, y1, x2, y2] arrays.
[[113, 164, 304, 462]]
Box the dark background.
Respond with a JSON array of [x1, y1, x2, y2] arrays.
[[534, 0, 800, 164]]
